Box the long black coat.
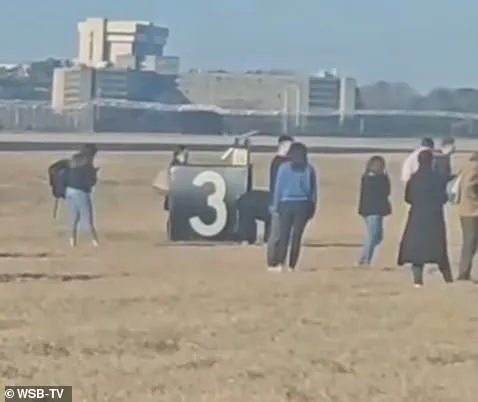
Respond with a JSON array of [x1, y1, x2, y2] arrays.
[[397, 168, 450, 266]]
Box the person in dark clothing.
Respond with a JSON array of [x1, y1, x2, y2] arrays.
[[163, 146, 189, 211], [269, 135, 294, 195], [457, 152, 478, 281], [397, 149, 454, 287], [163, 146, 189, 235], [267, 135, 293, 266], [235, 190, 271, 244], [269, 142, 317, 272], [357, 156, 391, 266], [433, 137, 456, 183], [65, 144, 99, 247]]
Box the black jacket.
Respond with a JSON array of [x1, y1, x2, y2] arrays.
[[433, 151, 453, 183], [358, 172, 391, 217], [66, 164, 97, 193], [269, 155, 288, 193]]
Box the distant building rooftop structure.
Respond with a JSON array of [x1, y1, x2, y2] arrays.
[[77, 17, 169, 69]]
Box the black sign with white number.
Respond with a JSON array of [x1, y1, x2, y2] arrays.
[[168, 165, 251, 241]]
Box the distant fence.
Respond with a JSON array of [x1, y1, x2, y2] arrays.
[[0, 99, 478, 137]]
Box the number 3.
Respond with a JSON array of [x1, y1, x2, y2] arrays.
[[189, 170, 228, 237]]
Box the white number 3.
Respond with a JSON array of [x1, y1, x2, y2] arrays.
[[189, 170, 228, 237]]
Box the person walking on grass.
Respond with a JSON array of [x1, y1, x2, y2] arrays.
[[434, 137, 456, 183], [266, 135, 293, 267], [456, 152, 478, 281], [65, 144, 99, 247], [397, 150, 453, 287], [268, 142, 317, 272], [357, 155, 391, 267]]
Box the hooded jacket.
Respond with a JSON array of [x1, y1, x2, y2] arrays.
[[458, 159, 478, 217]]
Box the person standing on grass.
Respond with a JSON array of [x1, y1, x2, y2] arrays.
[[401, 137, 435, 183], [266, 135, 293, 267], [269, 142, 317, 272], [357, 156, 391, 267], [456, 152, 478, 281], [65, 144, 99, 247], [162, 146, 189, 235], [434, 137, 456, 183], [397, 150, 453, 287]]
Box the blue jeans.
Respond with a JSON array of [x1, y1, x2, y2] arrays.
[[65, 187, 98, 240], [359, 215, 383, 265]]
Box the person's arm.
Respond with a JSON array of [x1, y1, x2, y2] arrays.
[[383, 174, 391, 198], [272, 164, 286, 213], [310, 167, 318, 208], [404, 178, 413, 204], [308, 167, 318, 218], [401, 154, 412, 183]]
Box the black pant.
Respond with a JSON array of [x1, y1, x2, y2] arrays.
[[275, 201, 310, 269], [458, 216, 478, 280], [237, 209, 258, 244], [411, 263, 453, 285], [236, 190, 271, 244]]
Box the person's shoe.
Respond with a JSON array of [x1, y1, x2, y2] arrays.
[[287, 266, 295, 272], [413, 283, 423, 288], [267, 265, 281, 272], [456, 275, 471, 281], [92, 239, 100, 247], [69, 238, 76, 248]]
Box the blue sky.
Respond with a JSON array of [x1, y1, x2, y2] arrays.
[[1, 0, 477, 91]]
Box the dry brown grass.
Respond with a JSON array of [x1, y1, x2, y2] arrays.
[[1, 151, 478, 402]]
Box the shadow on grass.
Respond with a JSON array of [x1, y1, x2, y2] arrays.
[[303, 242, 361, 248], [0, 251, 53, 259], [0, 272, 103, 283]]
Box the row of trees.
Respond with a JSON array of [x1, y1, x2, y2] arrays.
[[358, 82, 478, 113]]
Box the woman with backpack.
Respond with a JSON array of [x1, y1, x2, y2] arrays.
[[456, 152, 478, 281], [65, 144, 99, 247], [268, 142, 318, 272], [357, 156, 391, 266]]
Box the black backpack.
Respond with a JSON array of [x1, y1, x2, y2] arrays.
[[48, 159, 70, 199]]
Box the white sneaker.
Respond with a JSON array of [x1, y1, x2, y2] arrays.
[[92, 240, 99, 247], [267, 266, 282, 272], [287, 267, 294, 272], [69, 238, 76, 247], [413, 284, 423, 288]]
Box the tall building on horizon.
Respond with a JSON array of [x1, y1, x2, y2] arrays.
[[77, 17, 169, 68]]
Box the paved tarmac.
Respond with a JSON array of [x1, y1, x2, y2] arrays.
[[1, 133, 478, 153]]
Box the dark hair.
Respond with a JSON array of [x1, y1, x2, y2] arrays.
[[421, 137, 434, 149], [287, 142, 308, 170], [278, 135, 293, 144], [365, 155, 386, 173], [441, 137, 455, 147], [80, 143, 97, 156], [70, 152, 89, 168], [173, 145, 187, 158], [418, 149, 433, 168]]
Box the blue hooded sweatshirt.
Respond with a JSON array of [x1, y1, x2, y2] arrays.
[[272, 161, 318, 212]]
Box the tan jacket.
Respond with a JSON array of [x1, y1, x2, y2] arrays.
[[458, 161, 478, 217]]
